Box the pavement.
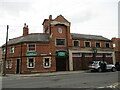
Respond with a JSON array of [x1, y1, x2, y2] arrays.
[[1, 70, 87, 77]]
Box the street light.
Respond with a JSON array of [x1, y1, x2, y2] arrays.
[[3, 25, 9, 76]]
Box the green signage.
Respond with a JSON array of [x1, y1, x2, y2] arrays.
[[26, 52, 37, 56], [57, 52, 66, 56]]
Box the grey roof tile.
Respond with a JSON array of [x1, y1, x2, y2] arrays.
[[2, 33, 50, 47], [71, 33, 111, 41]]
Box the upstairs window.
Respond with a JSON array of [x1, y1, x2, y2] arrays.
[[56, 39, 66, 46], [28, 44, 36, 52], [85, 42, 91, 47], [106, 43, 110, 48], [2, 48, 6, 55], [73, 41, 79, 47], [10, 46, 15, 53], [96, 42, 101, 48]]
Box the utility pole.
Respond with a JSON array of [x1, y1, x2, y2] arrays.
[[3, 25, 9, 76]]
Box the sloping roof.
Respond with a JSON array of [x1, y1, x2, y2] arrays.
[[2, 33, 50, 47], [71, 33, 111, 41]]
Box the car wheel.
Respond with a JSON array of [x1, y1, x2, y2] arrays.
[[98, 68, 102, 72], [112, 67, 116, 72]]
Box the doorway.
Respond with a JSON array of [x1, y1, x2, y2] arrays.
[[16, 59, 20, 74], [56, 57, 67, 71]]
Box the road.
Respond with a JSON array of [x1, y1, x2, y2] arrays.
[[2, 71, 119, 88]]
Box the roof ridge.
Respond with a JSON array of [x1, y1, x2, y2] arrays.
[[71, 33, 102, 37]]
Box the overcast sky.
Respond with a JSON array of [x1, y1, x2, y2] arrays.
[[0, 0, 119, 46]]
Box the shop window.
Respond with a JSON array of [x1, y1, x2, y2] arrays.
[[73, 41, 79, 47], [85, 53, 93, 57], [28, 44, 36, 52], [43, 57, 51, 68], [106, 43, 110, 48], [96, 42, 101, 48], [105, 53, 112, 57], [85, 42, 91, 47], [72, 53, 82, 57], [6, 60, 12, 69], [28, 58, 34, 68], [56, 39, 66, 46], [10, 46, 15, 53], [96, 53, 103, 57]]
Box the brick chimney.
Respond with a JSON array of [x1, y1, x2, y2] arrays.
[[23, 23, 29, 36]]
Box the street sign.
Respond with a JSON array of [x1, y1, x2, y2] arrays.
[[26, 52, 37, 56], [57, 52, 66, 56]]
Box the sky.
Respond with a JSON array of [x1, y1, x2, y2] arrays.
[[0, 0, 119, 46]]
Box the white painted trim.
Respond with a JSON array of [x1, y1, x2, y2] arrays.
[[95, 42, 101, 48], [43, 57, 51, 68], [55, 38, 66, 47], [27, 44, 36, 52], [27, 57, 35, 68]]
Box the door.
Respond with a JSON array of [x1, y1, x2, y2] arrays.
[[16, 59, 20, 74], [56, 57, 66, 71]]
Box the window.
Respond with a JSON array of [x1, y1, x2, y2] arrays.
[[105, 53, 112, 57], [6, 60, 12, 69], [85, 42, 91, 47], [43, 57, 51, 68], [28, 58, 34, 68], [73, 41, 79, 47], [72, 53, 82, 57], [106, 43, 110, 48], [28, 44, 36, 52], [10, 46, 14, 53], [113, 44, 116, 47], [2, 48, 5, 55], [96, 53, 103, 57], [56, 39, 66, 46], [96, 42, 101, 48], [85, 53, 93, 57]]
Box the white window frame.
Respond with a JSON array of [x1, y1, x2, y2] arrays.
[[27, 57, 35, 68], [84, 41, 91, 48], [10, 46, 15, 53], [73, 40, 80, 47], [43, 57, 51, 68], [6, 59, 12, 69], [27, 44, 36, 52], [95, 42, 101, 48], [55, 38, 66, 46]]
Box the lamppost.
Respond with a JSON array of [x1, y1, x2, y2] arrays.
[[92, 48, 97, 61], [3, 25, 9, 76]]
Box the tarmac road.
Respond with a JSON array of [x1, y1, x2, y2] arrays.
[[2, 71, 119, 89]]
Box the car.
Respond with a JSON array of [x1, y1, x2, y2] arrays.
[[115, 62, 120, 71], [89, 61, 116, 72]]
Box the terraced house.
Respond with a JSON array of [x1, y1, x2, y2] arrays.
[[1, 15, 115, 74]]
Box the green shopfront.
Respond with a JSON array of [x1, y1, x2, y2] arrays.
[[56, 51, 69, 71]]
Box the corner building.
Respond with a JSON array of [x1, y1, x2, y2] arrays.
[[2, 15, 115, 74]]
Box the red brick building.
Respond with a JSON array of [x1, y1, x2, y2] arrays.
[[1, 15, 115, 74], [112, 38, 120, 62]]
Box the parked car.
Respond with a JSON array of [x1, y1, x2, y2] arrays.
[[89, 61, 116, 72], [115, 62, 120, 71]]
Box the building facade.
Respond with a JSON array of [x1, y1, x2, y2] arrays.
[[112, 38, 120, 62], [2, 15, 115, 74]]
